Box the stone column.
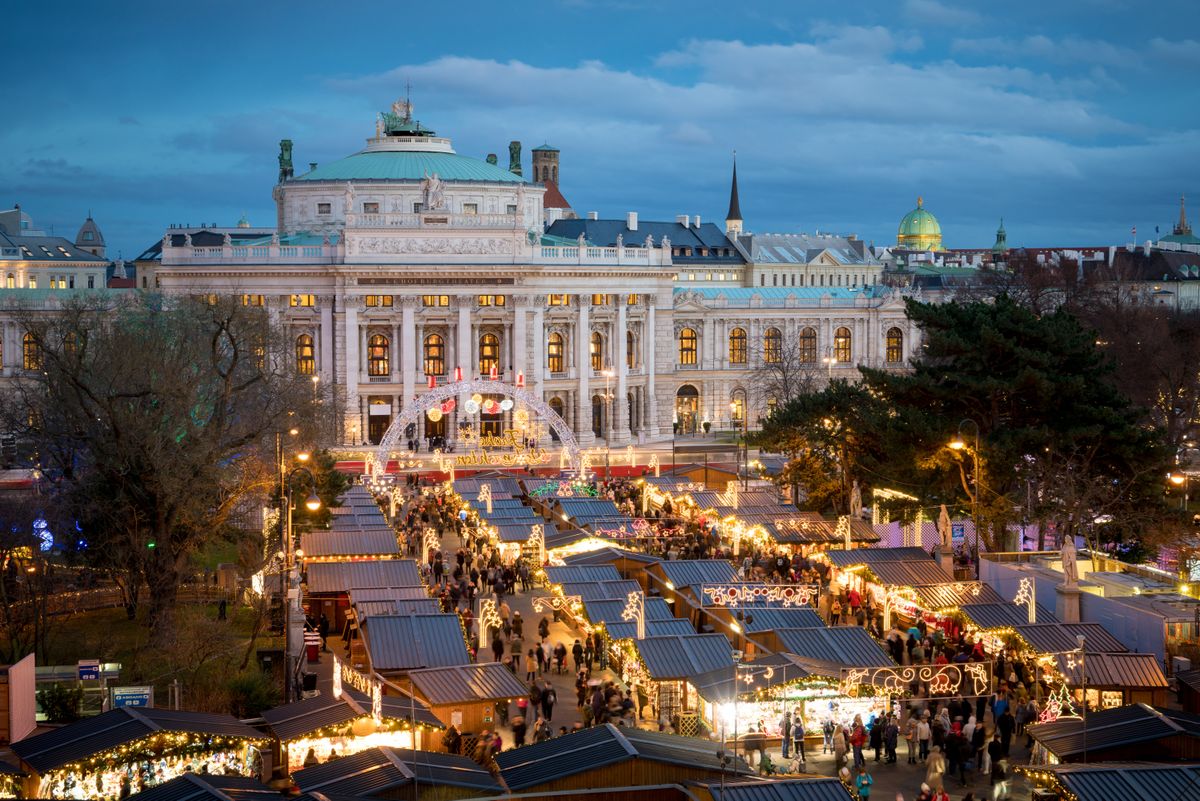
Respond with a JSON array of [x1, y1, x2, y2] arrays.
[[401, 297, 416, 404], [344, 302, 360, 444], [646, 300, 658, 436], [703, 316, 715, 371], [319, 299, 334, 385], [576, 295, 593, 444], [513, 296, 528, 386], [532, 297, 546, 392], [614, 296, 630, 444], [456, 296, 471, 380]]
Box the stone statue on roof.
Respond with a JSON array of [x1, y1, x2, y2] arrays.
[[938, 504, 952, 549], [849, 480, 863, 519], [1061, 535, 1079, 587], [376, 115, 384, 138], [616, 234, 623, 249], [278, 139, 293, 183], [422, 172, 445, 210], [661, 236, 670, 250], [509, 141, 522, 176], [644, 235, 654, 250]]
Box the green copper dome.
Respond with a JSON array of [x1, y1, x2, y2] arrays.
[[295, 151, 526, 183], [897, 196, 943, 251]]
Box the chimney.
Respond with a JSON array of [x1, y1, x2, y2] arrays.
[[545, 207, 562, 225], [693, 215, 702, 228], [309, 162, 317, 172], [587, 211, 598, 220], [627, 212, 638, 231], [1144, 240, 1152, 256], [676, 215, 689, 225]]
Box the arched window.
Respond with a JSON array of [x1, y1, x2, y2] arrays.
[[834, 326, 852, 363], [22, 332, 40, 371], [548, 397, 564, 441], [678, 328, 697, 366], [63, 332, 79, 357], [547, 332, 564, 373], [479, 333, 500, 375], [590, 331, 603, 372], [763, 327, 782, 364], [885, 327, 904, 364], [423, 334, 444, 376], [627, 330, 636, 369], [728, 327, 747, 364], [367, 334, 389, 377], [799, 327, 817, 363], [295, 334, 315, 375]]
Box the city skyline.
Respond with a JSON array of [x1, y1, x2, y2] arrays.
[[3, 0, 1198, 258]]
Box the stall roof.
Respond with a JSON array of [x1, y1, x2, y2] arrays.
[[865, 560, 956, 586], [406, 663, 530, 705], [1032, 762, 1200, 801], [12, 708, 268, 773], [543, 565, 622, 585], [306, 560, 422, 594], [584, 596, 676, 626], [635, 633, 735, 680], [123, 775, 278, 801], [909, 582, 1003, 611], [1012, 622, 1128, 654], [1027, 704, 1200, 761], [741, 608, 825, 632], [261, 689, 440, 740], [348, 587, 431, 603], [771, 627, 894, 667], [608, 618, 698, 641], [293, 747, 501, 795], [560, 580, 643, 602], [361, 614, 470, 672], [301, 530, 400, 559], [959, 603, 1059, 630], [561, 546, 662, 567], [824, 547, 932, 566], [691, 653, 842, 703], [454, 477, 523, 496], [494, 521, 559, 543], [1055, 652, 1168, 689], [688, 778, 852, 801], [494, 722, 752, 790], [556, 498, 623, 525], [655, 560, 740, 590], [353, 599, 441, 618]]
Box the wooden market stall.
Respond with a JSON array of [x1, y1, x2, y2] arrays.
[[1026, 703, 1200, 764], [359, 613, 471, 682], [292, 746, 501, 801], [405, 663, 530, 738], [622, 633, 735, 724], [10, 708, 269, 801], [1017, 762, 1200, 801], [305, 559, 424, 634]]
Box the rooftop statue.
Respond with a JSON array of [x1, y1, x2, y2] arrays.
[[278, 139, 294, 183], [508, 141, 522, 176]]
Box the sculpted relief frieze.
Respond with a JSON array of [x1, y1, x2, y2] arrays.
[[347, 236, 517, 256]]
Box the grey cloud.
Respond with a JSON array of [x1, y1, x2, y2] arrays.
[[901, 0, 983, 27], [1149, 38, 1200, 66]]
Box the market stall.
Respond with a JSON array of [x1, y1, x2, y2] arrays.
[[618, 632, 735, 727], [405, 662, 530, 736], [261, 688, 442, 773], [11, 708, 268, 801]]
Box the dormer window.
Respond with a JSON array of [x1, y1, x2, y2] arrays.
[[83, 231, 94, 241], [317, 203, 331, 215]]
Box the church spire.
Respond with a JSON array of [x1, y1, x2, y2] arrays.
[[992, 217, 1007, 254], [1176, 194, 1192, 237], [725, 153, 743, 236]]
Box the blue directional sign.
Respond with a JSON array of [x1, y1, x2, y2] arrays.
[[951, 523, 966, 545], [77, 659, 100, 681], [112, 686, 152, 708]]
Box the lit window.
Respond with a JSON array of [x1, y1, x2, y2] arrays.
[[834, 326, 852, 363], [317, 203, 331, 215], [477, 295, 506, 307], [548, 295, 570, 306], [548, 332, 564, 373], [627, 294, 639, 306], [367, 334, 390, 376], [590, 332, 604, 371], [627, 330, 636, 369], [295, 334, 315, 375], [424, 334, 445, 376], [678, 328, 697, 366], [729, 328, 747, 365], [422, 295, 449, 307], [799, 327, 817, 363], [764, 328, 782, 364], [592, 294, 611, 306], [479, 333, 500, 374], [365, 295, 393, 307], [6, 275, 13, 288], [290, 294, 316, 307], [463, 203, 478, 215], [23, 332, 41, 370], [885, 327, 903, 364], [242, 294, 264, 306], [28, 276, 37, 289]]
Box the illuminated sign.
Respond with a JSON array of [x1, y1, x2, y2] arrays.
[[839, 662, 992, 698], [699, 583, 819, 608]]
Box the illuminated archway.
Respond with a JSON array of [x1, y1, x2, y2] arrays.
[[374, 379, 581, 478]]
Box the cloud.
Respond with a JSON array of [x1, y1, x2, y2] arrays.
[[952, 34, 1140, 70], [118, 116, 140, 126], [1149, 37, 1200, 66], [901, 0, 983, 27]]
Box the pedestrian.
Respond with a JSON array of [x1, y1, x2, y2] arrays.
[[917, 713, 932, 763], [572, 639, 584, 672], [831, 597, 843, 625], [869, 717, 883, 762], [990, 759, 1009, 800], [554, 641, 568, 674], [318, 613, 330, 651], [823, 718, 836, 754], [780, 710, 792, 760], [792, 710, 808, 769], [541, 680, 557, 721], [925, 745, 946, 793], [905, 714, 918, 764], [491, 636, 504, 663], [512, 611, 523, 640], [986, 736, 1002, 782], [855, 765, 873, 801], [850, 716, 866, 768], [996, 708, 1015, 756], [884, 716, 899, 764], [832, 724, 848, 773], [525, 649, 538, 683]]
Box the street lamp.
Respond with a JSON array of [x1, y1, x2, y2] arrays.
[[947, 418, 982, 574], [1169, 472, 1190, 511], [822, 348, 834, 381], [730, 396, 748, 491], [282, 465, 321, 702]]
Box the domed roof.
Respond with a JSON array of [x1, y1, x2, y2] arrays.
[[295, 150, 525, 184], [898, 197, 941, 238], [75, 214, 104, 247]]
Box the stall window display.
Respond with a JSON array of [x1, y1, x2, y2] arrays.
[[706, 686, 889, 740], [286, 726, 414, 772], [39, 743, 262, 801]]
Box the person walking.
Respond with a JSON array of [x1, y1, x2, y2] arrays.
[[525, 649, 538, 682], [832, 724, 848, 774], [792, 710, 808, 769], [318, 613, 330, 651], [850, 716, 866, 768], [540, 680, 557, 722], [917, 713, 932, 763], [855, 765, 873, 801], [925, 745, 946, 793], [884, 716, 899, 764], [905, 715, 918, 764], [571, 639, 584, 673]]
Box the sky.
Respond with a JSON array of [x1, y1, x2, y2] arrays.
[[3, 0, 1199, 259]]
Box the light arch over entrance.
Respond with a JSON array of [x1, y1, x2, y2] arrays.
[[373, 379, 581, 478]]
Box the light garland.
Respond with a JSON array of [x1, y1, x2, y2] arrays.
[[839, 662, 992, 699], [700, 583, 819, 608]]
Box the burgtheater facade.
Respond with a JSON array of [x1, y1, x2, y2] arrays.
[[145, 104, 918, 448]]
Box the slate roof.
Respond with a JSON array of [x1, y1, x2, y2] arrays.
[[559, 580, 643, 602], [1012, 623, 1128, 655], [691, 653, 839, 703], [494, 723, 752, 790], [1054, 652, 1168, 689], [909, 582, 1003, 611], [300, 530, 399, 559], [12, 708, 267, 773], [959, 602, 1059, 630], [864, 561, 957, 587], [123, 775, 277, 801], [545, 219, 745, 265], [739, 607, 825, 632], [634, 633, 735, 680], [261, 689, 440, 740], [352, 599, 441, 617], [741, 233, 877, 267], [555, 498, 623, 525], [306, 560, 422, 594], [1038, 762, 1200, 801], [406, 662, 530, 705], [654, 560, 740, 590], [689, 778, 852, 801], [543, 565, 622, 585], [1027, 704, 1200, 761], [824, 547, 932, 566], [561, 546, 662, 567], [292, 747, 501, 795], [361, 614, 470, 672], [2, 234, 108, 263], [771, 627, 895, 667]]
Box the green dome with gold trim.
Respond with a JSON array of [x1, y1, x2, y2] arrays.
[[897, 196, 943, 251]]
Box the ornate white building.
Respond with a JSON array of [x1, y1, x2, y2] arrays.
[[135, 103, 920, 448]]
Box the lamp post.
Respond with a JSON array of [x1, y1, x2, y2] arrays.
[[948, 418, 982, 574], [822, 348, 834, 381], [1170, 472, 1191, 511], [730, 395, 748, 491], [283, 465, 321, 702]]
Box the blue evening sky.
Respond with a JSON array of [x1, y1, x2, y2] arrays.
[[4, 0, 1198, 259]]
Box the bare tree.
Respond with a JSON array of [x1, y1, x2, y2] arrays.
[[748, 327, 824, 419]]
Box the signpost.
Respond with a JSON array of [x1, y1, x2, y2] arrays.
[[951, 523, 966, 546], [111, 686, 153, 708], [77, 659, 101, 682]]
